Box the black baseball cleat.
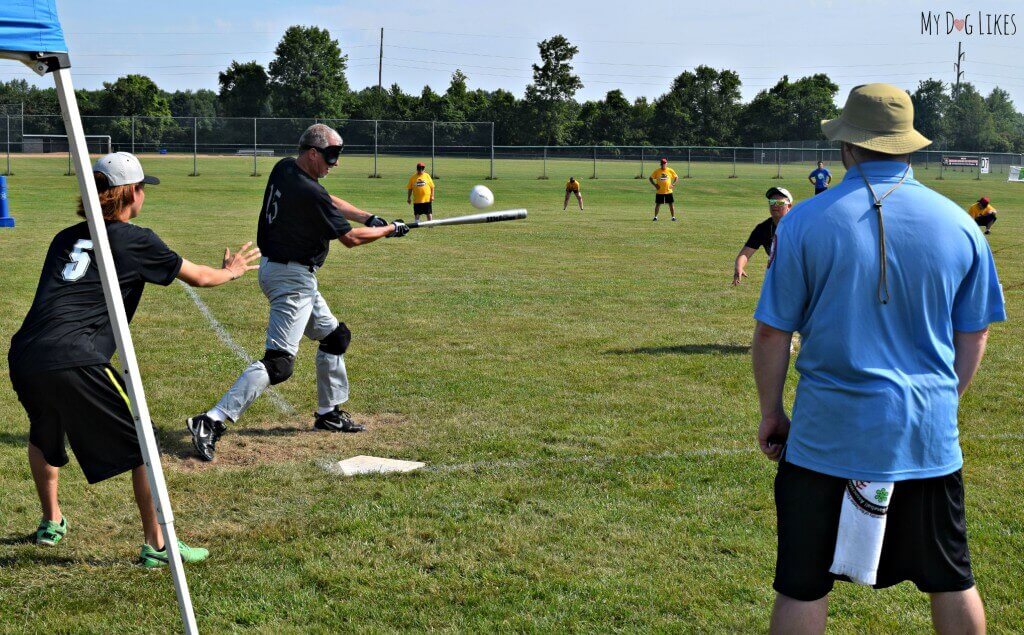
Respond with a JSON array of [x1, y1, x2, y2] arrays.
[[313, 408, 365, 433], [187, 414, 227, 461]]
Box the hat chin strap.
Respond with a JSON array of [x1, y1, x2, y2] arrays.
[[850, 155, 911, 305]]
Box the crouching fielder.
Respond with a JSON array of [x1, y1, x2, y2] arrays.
[[188, 124, 408, 462]]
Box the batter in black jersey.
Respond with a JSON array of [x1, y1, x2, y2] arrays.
[[8, 152, 260, 565], [733, 187, 794, 286], [257, 156, 353, 267], [189, 124, 409, 462]]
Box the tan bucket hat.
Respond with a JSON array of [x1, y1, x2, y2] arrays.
[[821, 83, 931, 154]]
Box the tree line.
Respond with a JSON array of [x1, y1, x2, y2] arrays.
[[2, 26, 1022, 152]]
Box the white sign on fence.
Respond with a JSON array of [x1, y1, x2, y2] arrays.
[[1009, 166, 1023, 182], [980, 157, 990, 174]]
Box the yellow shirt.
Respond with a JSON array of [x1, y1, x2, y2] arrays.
[[650, 167, 678, 194], [565, 180, 580, 192], [406, 172, 435, 204], [967, 202, 996, 218]]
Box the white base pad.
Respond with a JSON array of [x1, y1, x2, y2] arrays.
[[331, 455, 425, 476]]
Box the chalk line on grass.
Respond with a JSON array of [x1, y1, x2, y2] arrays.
[[177, 280, 296, 415]]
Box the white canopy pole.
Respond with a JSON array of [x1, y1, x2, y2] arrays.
[[52, 66, 199, 635]]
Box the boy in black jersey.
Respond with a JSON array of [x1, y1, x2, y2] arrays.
[[8, 152, 260, 566]]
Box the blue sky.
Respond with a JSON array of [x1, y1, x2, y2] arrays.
[[3, 0, 1024, 108]]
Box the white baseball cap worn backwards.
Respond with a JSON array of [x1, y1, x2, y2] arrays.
[[92, 152, 160, 187]]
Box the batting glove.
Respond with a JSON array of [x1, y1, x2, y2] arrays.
[[389, 220, 410, 238], [364, 214, 389, 227]]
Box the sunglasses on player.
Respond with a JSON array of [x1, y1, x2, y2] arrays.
[[306, 144, 343, 166], [768, 199, 790, 206]]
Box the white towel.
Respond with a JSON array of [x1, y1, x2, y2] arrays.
[[829, 480, 895, 585]]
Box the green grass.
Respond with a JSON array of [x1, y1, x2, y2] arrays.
[[1, 155, 1022, 633]]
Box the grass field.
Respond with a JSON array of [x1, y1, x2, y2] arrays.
[[0, 154, 1022, 632]]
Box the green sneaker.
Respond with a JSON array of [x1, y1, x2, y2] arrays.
[[35, 517, 68, 547], [139, 540, 210, 568]]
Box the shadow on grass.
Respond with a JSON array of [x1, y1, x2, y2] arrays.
[[0, 431, 27, 448], [0, 552, 122, 568], [0, 533, 35, 546], [605, 343, 751, 356]]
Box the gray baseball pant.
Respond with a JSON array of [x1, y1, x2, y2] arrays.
[[214, 259, 349, 421]]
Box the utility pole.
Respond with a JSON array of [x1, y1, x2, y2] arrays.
[[376, 28, 384, 119], [953, 42, 966, 96], [378, 28, 384, 93]]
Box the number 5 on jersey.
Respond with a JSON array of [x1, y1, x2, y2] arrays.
[[62, 239, 94, 282]]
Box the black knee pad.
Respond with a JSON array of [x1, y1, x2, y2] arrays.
[[319, 323, 351, 355], [262, 349, 295, 385]]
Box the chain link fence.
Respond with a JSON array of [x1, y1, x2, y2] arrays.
[[0, 115, 494, 177], [2, 114, 1021, 181]]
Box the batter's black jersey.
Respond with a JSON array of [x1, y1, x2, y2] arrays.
[[745, 217, 777, 256], [8, 221, 183, 376], [256, 158, 352, 267]]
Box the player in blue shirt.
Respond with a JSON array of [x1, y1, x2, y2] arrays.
[[754, 84, 1004, 633], [807, 161, 831, 195]]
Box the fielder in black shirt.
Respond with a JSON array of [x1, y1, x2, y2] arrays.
[[8, 152, 260, 566], [733, 187, 794, 286]]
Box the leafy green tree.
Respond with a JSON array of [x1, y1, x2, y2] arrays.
[[739, 74, 838, 143], [218, 61, 272, 117], [168, 89, 218, 119], [268, 26, 350, 118], [985, 87, 1024, 152], [101, 75, 173, 148], [946, 83, 999, 150], [910, 79, 950, 145], [651, 66, 742, 146], [102, 75, 170, 117], [443, 69, 470, 122], [524, 35, 583, 145], [483, 89, 523, 145]]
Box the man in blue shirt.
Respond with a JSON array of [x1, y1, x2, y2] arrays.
[[753, 84, 1004, 634], [807, 161, 831, 195]]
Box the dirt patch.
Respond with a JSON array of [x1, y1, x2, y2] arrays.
[[160, 412, 411, 471]]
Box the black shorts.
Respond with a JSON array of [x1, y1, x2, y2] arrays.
[[974, 215, 995, 226], [814, 187, 828, 195], [413, 202, 432, 215], [11, 364, 143, 484], [774, 461, 974, 601], [655, 193, 674, 204]]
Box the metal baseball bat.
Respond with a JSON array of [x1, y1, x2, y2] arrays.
[[407, 209, 527, 228]]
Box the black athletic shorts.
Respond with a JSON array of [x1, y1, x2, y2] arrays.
[[774, 461, 974, 601], [11, 364, 143, 484], [814, 187, 828, 195], [974, 215, 995, 226], [655, 193, 674, 205], [413, 202, 432, 215]]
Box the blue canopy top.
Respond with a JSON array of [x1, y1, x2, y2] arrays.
[[0, 0, 67, 54]]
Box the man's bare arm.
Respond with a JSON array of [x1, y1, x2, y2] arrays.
[[733, 246, 757, 285], [953, 328, 989, 396], [330, 194, 373, 224], [752, 321, 794, 460]]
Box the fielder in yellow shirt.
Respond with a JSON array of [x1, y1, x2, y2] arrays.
[[648, 157, 679, 221], [967, 196, 997, 234], [406, 162, 435, 221], [563, 176, 583, 211]]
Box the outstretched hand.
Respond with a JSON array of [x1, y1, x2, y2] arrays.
[[732, 269, 748, 286], [223, 241, 261, 279]]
